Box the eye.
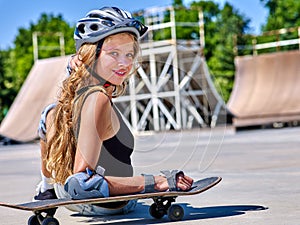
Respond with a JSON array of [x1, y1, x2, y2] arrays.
[[109, 51, 118, 57], [126, 52, 135, 59]]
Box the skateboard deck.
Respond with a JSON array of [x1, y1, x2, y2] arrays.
[[0, 176, 221, 224]]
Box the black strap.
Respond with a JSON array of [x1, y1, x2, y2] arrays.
[[141, 174, 155, 193]]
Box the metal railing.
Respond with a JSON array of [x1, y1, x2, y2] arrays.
[[32, 32, 65, 61], [234, 26, 300, 55]]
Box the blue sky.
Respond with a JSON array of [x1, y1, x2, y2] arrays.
[[0, 0, 268, 49]]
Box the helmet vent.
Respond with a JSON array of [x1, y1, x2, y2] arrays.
[[78, 24, 85, 33], [90, 24, 99, 31], [101, 21, 114, 27]]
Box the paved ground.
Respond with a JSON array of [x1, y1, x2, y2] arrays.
[[0, 126, 299, 225]]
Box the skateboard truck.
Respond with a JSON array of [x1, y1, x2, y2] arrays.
[[149, 196, 184, 221], [28, 208, 59, 225]]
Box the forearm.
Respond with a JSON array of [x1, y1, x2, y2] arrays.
[[105, 175, 173, 196], [105, 176, 145, 196]]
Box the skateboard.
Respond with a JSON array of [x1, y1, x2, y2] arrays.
[[0, 176, 221, 225]]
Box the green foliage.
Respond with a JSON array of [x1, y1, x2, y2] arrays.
[[159, 8, 200, 40], [237, 0, 300, 55], [192, 1, 220, 59], [253, 0, 300, 54], [260, 0, 300, 31], [188, 1, 250, 101], [0, 50, 19, 121], [210, 3, 250, 101]]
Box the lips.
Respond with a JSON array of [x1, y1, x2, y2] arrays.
[[114, 70, 127, 77]]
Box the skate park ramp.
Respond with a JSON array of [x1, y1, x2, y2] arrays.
[[0, 56, 69, 142], [227, 50, 300, 127]]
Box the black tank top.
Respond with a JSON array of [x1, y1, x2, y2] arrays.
[[98, 105, 134, 177]]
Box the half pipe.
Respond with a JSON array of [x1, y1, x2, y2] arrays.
[[227, 50, 300, 127], [0, 56, 69, 142]]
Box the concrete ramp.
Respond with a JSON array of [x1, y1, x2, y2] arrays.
[[0, 56, 69, 142], [227, 50, 300, 127]]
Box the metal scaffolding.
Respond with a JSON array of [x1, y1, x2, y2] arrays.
[[114, 6, 227, 132]]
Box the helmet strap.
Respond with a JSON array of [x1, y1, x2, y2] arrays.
[[85, 64, 115, 89], [84, 39, 117, 91], [95, 39, 104, 60]]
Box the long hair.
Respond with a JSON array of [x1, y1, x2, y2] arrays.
[[45, 32, 140, 184]]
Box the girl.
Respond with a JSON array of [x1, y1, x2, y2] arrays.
[[35, 6, 193, 216]]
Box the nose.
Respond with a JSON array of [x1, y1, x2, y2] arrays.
[[117, 55, 131, 67]]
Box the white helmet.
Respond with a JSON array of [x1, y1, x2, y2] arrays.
[[74, 6, 148, 51]]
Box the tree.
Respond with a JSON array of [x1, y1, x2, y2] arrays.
[[191, 0, 220, 59], [261, 0, 300, 31], [0, 49, 18, 122], [208, 3, 250, 101], [189, 1, 250, 101]]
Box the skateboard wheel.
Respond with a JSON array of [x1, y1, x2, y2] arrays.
[[41, 217, 60, 225], [149, 203, 165, 219], [167, 204, 184, 221], [28, 215, 39, 225]]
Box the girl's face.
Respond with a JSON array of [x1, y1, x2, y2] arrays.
[[95, 33, 136, 86]]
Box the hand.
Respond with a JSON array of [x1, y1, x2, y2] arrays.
[[70, 54, 83, 71], [176, 173, 194, 191], [154, 173, 193, 191]]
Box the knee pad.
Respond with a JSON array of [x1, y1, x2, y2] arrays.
[[64, 170, 109, 200]]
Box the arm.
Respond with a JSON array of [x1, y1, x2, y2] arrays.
[[73, 92, 193, 196], [73, 91, 116, 172], [105, 174, 193, 196]]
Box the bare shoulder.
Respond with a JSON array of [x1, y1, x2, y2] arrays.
[[81, 91, 111, 111], [88, 90, 114, 113], [78, 90, 112, 124], [79, 90, 115, 139]]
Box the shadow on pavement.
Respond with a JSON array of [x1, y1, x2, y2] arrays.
[[184, 204, 268, 220], [71, 202, 268, 224]]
